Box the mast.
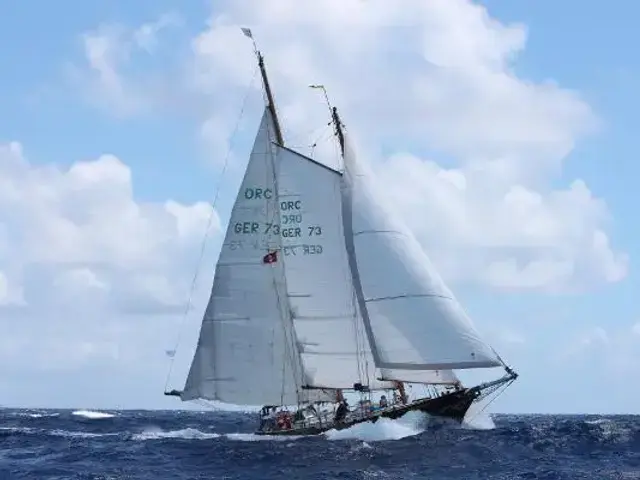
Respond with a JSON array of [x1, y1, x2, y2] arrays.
[[242, 28, 284, 146], [309, 84, 345, 158], [331, 107, 346, 158], [258, 53, 284, 146]]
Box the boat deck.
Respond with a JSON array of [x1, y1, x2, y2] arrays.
[[255, 388, 478, 436]]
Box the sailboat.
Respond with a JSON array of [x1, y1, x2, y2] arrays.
[[164, 28, 518, 436]]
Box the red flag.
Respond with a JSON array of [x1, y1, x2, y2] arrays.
[[262, 251, 278, 264]]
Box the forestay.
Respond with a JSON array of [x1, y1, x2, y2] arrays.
[[275, 144, 394, 391], [340, 137, 502, 371], [181, 108, 330, 406]]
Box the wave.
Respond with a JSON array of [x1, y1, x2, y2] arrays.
[[71, 410, 115, 419], [5, 410, 60, 419], [461, 402, 496, 430], [325, 411, 427, 442], [0, 427, 118, 439], [583, 417, 634, 443], [131, 427, 220, 441], [225, 432, 304, 441], [131, 427, 298, 442], [49, 429, 120, 439]]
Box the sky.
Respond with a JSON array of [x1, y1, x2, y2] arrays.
[[0, 0, 637, 414]]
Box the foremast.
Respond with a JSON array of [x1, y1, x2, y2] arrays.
[[256, 54, 284, 147], [166, 28, 305, 406], [243, 27, 314, 407]]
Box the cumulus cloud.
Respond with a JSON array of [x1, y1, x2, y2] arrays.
[[0, 141, 218, 383], [563, 323, 640, 377], [68, 13, 184, 116], [2, 0, 631, 408], [71, 0, 625, 291]]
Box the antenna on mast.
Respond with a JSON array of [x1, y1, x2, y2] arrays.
[[241, 27, 284, 146], [309, 85, 345, 157]]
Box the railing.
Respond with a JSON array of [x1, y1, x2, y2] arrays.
[[258, 400, 412, 433]]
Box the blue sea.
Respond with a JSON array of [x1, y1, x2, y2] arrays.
[[0, 408, 637, 479]]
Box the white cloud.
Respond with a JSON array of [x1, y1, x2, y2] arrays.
[[563, 323, 640, 376], [0, 141, 218, 383], [170, 0, 624, 291], [382, 156, 627, 290], [65, 0, 627, 292], [68, 13, 183, 116]]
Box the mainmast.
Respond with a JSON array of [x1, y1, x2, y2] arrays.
[[242, 28, 284, 146]]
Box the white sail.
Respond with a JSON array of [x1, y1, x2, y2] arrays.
[[379, 368, 459, 385], [182, 108, 330, 406], [275, 144, 394, 391], [340, 137, 502, 371]]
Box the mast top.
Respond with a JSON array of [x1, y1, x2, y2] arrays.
[[309, 84, 345, 158], [241, 27, 284, 146], [331, 106, 346, 158]]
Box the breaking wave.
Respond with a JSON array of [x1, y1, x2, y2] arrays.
[[71, 410, 115, 419], [461, 402, 496, 430], [131, 427, 220, 441], [325, 411, 427, 441]]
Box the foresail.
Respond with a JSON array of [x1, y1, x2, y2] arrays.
[[182, 108, 320, 406], [275, 145, 394, 391], [340, 136, 502, 371]]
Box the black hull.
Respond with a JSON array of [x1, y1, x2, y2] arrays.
[[255, 387, 479, 437]]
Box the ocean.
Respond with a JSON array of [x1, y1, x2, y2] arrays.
[[0, 408, 637, 479]]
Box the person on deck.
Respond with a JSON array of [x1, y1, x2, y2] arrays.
[[266, 407, 277, 429], [379, 395, 388, 408], [334, 400, 349, 423], [259, 407, 268, 428]]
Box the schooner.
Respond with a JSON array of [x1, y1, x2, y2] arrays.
[[165, 28, 518, 436]]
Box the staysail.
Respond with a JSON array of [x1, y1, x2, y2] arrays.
[[274, 144, 394, 391], [339, 134, 502, 373]]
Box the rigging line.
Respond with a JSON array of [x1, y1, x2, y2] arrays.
[[309, 126, 333, 158], [163, 65, 260, 392], [465, 380, 514, 425]]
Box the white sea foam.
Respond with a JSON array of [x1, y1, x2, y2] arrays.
[[132, 427, 220, 441], [325, 411, 427, 442], [72, 410, 115, 419], [461, 402, 496, 430]]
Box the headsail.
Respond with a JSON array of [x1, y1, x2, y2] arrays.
[[338, 122, 502, 372]]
